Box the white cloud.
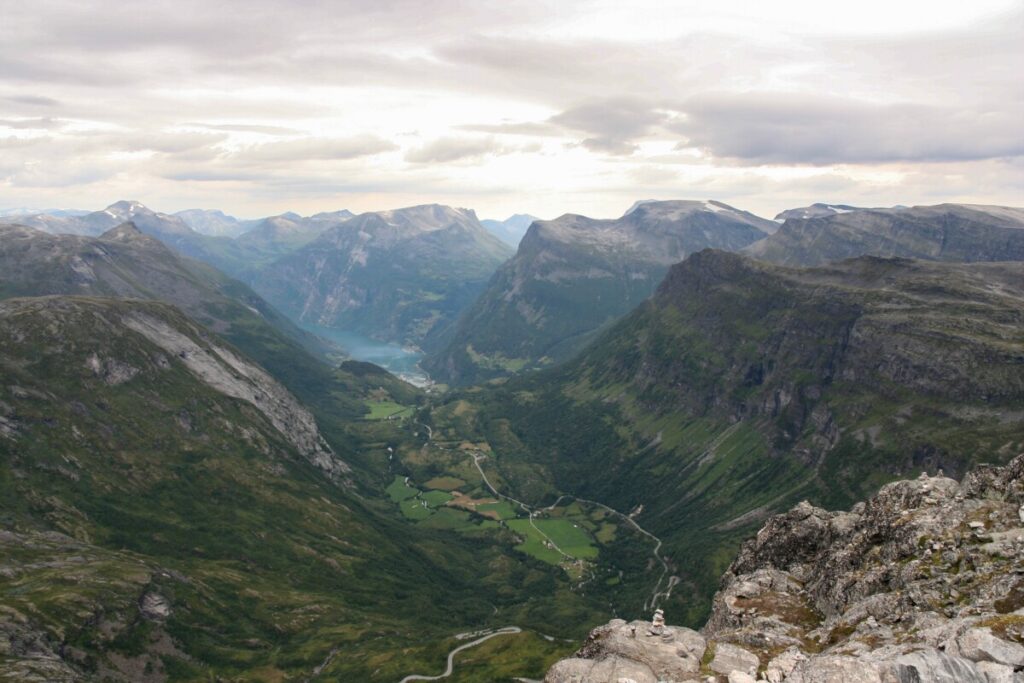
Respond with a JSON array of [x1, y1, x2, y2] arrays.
[[0, 0, 1019, 218], [405, 136, 504, 163]]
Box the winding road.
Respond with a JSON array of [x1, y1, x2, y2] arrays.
[[470, 451, 675, 609], [398, 627, 522, 683], [548, 492, 675, 610], [411, 417, 676, 613], [470, 452, 573, 560]]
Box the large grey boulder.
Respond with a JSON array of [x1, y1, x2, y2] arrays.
[[572, 619, 705, 681], [543, 654, 658, 683], [976, 660, 1024, 683], [787, 655, 885, 682], [709, 642, 759, 676], [765, 647, 808, 682], [890, 649, 988, 682], [954, 628, 1024, 667]]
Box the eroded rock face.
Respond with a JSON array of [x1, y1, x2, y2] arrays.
[[546, 454, 1024, 682], [123, 312, 348, 480]]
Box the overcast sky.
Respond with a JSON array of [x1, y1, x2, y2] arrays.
[[0, 0, 1021, 220]]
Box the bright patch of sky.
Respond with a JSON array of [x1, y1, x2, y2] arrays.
[[0, 0, 1020, 220]]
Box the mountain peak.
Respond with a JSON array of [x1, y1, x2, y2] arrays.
[[622, 198, 660, 216], [774, 202, 863, 221], [97, 222, 173, 253], [373, 203, 479, 229], [622, 199, 747, 219], [103, 200, 151, 218], [625, 199, 747, 221]]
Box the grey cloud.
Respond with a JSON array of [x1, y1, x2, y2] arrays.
[[162, 169, 266, 183], [405, 136, 502, 163], [0, 117, 63, 130], [674, 94, 1024, 164], [0, 1, 1020, 213], [0, 136, 51, 151], [1, 94, 61, 107], [234, 136, 398, 163], [458, 121, 564, 137], [550, 99, 670, 155], [186, 123, 300, 135], [108, 131, 228, 154]]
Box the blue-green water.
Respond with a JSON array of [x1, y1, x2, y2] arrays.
[[301, 324, 430, 386]]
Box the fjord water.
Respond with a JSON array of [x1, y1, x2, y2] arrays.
[[301, 322, 431, 386]]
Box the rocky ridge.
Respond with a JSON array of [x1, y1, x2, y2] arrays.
[[746, 203, 1024, 267], [545, 454, 1024, 682]]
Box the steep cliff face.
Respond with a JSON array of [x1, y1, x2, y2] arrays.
[[595, 251, 1024, 437], [746, 203, 1024, 267], [424, 200, 774, 385], [546, 454, 1024, 682]]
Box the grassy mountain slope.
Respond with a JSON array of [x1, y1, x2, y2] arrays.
[[747, 203, 1024, 266], [0, 296, 594, 680], [446, 251, 1024, 624], [424, 200, 775, 385]]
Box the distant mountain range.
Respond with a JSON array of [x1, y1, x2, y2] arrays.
[[423, 200, 776, 385], [6, 199, 1024, 382], [251, 204, 513, 350], [0, 220, 324, 356], [173, 208, 255, 237], [480, 213, 539, 246]]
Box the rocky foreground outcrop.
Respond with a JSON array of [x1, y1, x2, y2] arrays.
[[546, 454, 1024, 682]]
